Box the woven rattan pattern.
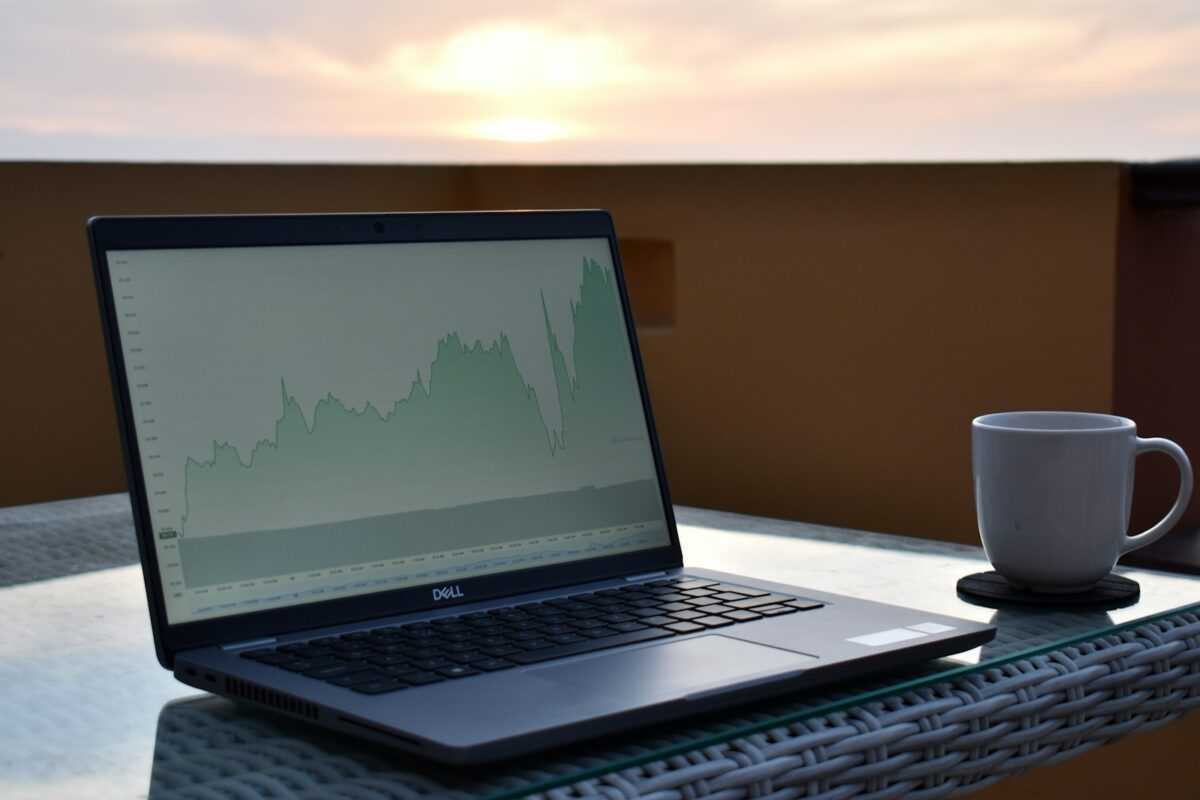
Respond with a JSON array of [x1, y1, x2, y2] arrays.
[[0, 494, 137, 588], [142, 612, 1200, 799], [533, 612, 1200, 800], [8, 496, 1199, 798]]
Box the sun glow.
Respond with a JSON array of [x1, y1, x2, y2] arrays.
[[417, 24, 635, 96], [411, 23, 641, 143], [470, 117, 573, 143]]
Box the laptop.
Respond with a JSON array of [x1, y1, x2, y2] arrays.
[[89, 210, 994, 765]]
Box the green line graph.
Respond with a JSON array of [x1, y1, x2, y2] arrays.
[[181, 258, 653, 538]]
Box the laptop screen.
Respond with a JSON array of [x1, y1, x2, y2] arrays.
[[106, 237, 671, 625]]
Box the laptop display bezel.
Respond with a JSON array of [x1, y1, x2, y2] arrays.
[[89, 210, 684, 668]]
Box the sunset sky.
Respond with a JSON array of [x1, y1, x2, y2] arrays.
[[2, 1, 1198, 162]]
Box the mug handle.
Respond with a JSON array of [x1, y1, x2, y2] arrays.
[[1121, 437, 1194, 554]]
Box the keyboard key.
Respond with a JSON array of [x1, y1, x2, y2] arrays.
[[712, 592, 751, 602], [789, 600, 825, 611], [572, 618, 608, 630], [297, 646, 337, 659], [369, 654, 411, 667], [672, 579, 718, 590], [579, 627, 621, 639], [697, 604, 736, 615], [406, 628, 437, 639], [509, 627, 673, 665], [509, 620, 543, 631], [600, 613, 636, 624], [242, 650, 292, 665], [641, 615, 676, 627], [529, 603, 567, 615], [680, 588, 716, 598], [473, 636, 507, 649], [728, 594, 796, 610], [549, 633, 588, 645], [710, 584, 769, 597], [391, 669, 445, 685], [481, 645, 522, 657], [722, 609, 763, 622], [331, 670, 389, 687], [665, 621, 705, 634], [437, 664, 479, 679], [408, 648, 442, 660], [695, 615, 734, 628], [756, 605, 799, 616], [352, 680, 406, 695], [304, 663, 361, 680], [610, 621, 649, 633], [409, 657, 453, 670], [660, 602, 692, 612], [629, 607, 664, 618], [670, 610, 704, 621], [659, 593, 691, 603], [685, 597, 718, 607], [280, 657, 340, 673], [335, 649, 374, 661], [516, 638, 555, 650], [571, 608, 605, 620], [471, 658, 515, 671], [511, 629, 546, 640]]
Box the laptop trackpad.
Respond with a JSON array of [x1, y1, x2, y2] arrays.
[[527, 635, 816, 703]]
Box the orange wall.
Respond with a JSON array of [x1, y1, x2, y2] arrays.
[[0, 162, 1122, 544], [466, 164, 1120, 543]]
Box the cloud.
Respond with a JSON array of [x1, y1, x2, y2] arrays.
[[0, 1, 1198, 159]]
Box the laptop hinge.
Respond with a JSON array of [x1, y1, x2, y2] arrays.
[[625, 570, 668, 582], [221, 637, 278, 651]]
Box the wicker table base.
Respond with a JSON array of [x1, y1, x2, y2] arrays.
[[6, 496, 1200, 800]]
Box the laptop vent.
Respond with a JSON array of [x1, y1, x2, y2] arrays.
[[224, 677, 319, 720]]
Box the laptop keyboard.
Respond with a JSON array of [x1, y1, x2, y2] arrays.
[[239, 576, 823, 696]]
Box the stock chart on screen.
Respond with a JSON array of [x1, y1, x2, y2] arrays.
[[108, 238, 669, 623]]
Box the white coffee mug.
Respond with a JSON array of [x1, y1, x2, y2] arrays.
[[972, 411, 1193, 592]]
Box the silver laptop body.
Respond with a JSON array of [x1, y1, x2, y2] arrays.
[[89, 210, 994, 764]]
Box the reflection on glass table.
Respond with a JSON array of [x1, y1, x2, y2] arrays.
[[3, 497, 1200, 800]]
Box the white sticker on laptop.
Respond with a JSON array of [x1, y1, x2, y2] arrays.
[[908, 622, 955, 634], [847, 628, 927, 647]]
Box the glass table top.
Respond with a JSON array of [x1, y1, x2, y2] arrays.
[[3, 498, 1199, 799]]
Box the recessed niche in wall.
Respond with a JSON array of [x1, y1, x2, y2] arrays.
[[617, 238, 675, 330]]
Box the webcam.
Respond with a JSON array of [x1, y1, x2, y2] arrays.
[[372, 221, 385, 234]]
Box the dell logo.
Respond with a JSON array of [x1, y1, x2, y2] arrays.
[[432, 585, 464, 602]]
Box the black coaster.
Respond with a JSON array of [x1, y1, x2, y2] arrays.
[[957, 571, 1140, 610]]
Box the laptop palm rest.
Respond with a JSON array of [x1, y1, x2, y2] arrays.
[[527, 635, 817, 704]]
